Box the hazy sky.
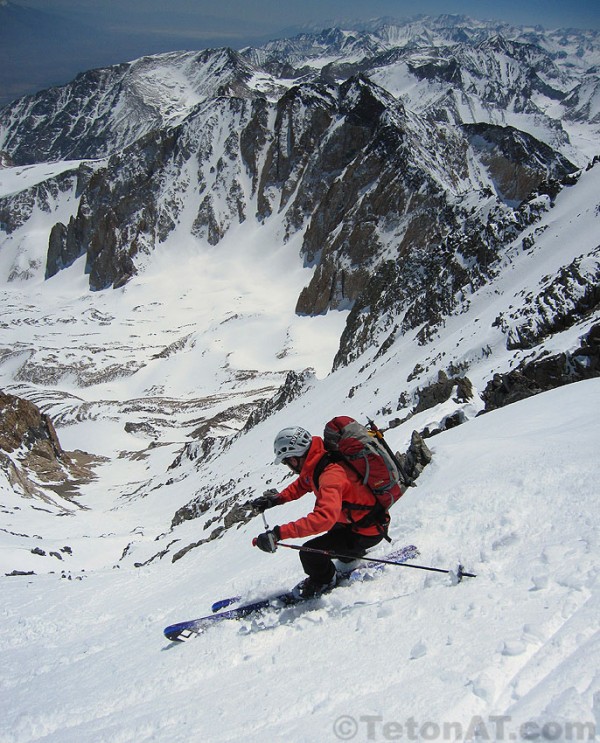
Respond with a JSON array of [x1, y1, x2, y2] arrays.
[[2, 0, 598, 105], [18, 0, 600, 39]]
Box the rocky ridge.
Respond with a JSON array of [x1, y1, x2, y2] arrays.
[[0, 389, 98, 506]]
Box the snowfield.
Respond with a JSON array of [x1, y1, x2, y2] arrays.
[[1, 379, 599, 743]]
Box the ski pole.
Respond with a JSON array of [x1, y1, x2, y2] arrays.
[[277, 542, 476, 579]]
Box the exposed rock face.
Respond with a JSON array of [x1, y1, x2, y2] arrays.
[[0, 390, 98, 504], [0, 161, 96, 282], [493, 247, 600, 350], [0, 169, 78, 236], [463, 123, 576, 204], [413, 371, 474, 415], [387, 371, 475, 439], [169, 477, 255, 563], [293, 77, 453, 316], [45, 128, 179, 288], [0, 389, 63, 456], [481, 323, 600, 412], [332, 166, 579, 368], [242, 369, 316, 432], [0, 49, 265, 165], [0, 22, 593, 368], [395, 431, 433, 486], [39, 70, 576, 310]]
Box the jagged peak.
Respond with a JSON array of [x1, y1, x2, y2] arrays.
[[338, 73, 398, 111], [474, 33, 522, 55], [278, 79, 337, 109]]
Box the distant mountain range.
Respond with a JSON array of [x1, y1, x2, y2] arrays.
[[0, 0, 280, 106], [1, 17, 597, 345]]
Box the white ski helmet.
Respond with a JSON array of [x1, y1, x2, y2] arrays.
[[273, 426, 312, 464]]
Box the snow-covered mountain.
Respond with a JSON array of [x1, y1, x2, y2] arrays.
[[0, 14, 599, 742]]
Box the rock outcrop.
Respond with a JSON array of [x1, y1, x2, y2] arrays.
[[481, 324, 600, 412], [0, 389, 98, 505]]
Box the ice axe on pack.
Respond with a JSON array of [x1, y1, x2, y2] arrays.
[[367, 418, 414, 489]]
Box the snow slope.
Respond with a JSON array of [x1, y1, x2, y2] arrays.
[[1, 379, 598, 742]]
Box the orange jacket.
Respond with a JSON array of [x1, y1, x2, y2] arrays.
[[277, 436, 383, 540]]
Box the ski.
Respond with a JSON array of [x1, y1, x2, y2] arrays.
[[211, 595, 242, 612], [164, 544, 419, 642], [210, 543, 419, 613]]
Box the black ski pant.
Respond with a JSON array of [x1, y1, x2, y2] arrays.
[[299, 524, 386, 584]]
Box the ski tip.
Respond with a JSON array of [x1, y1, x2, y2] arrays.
[[164, 627, 202, 642], [164, 621, 204, 642], [211, 596, 242, 613]]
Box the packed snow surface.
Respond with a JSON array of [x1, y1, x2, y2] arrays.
[[1, 379, 599, 742]]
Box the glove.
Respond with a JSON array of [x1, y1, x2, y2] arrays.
[[253, 527, 281, 553], [250, 489, 281, 513]]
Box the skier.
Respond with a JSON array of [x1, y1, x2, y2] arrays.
[[252, 426, 390, 598]]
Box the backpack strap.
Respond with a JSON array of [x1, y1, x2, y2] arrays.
[[312, 452, 391, 541], [312, 451, 344, 490]]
